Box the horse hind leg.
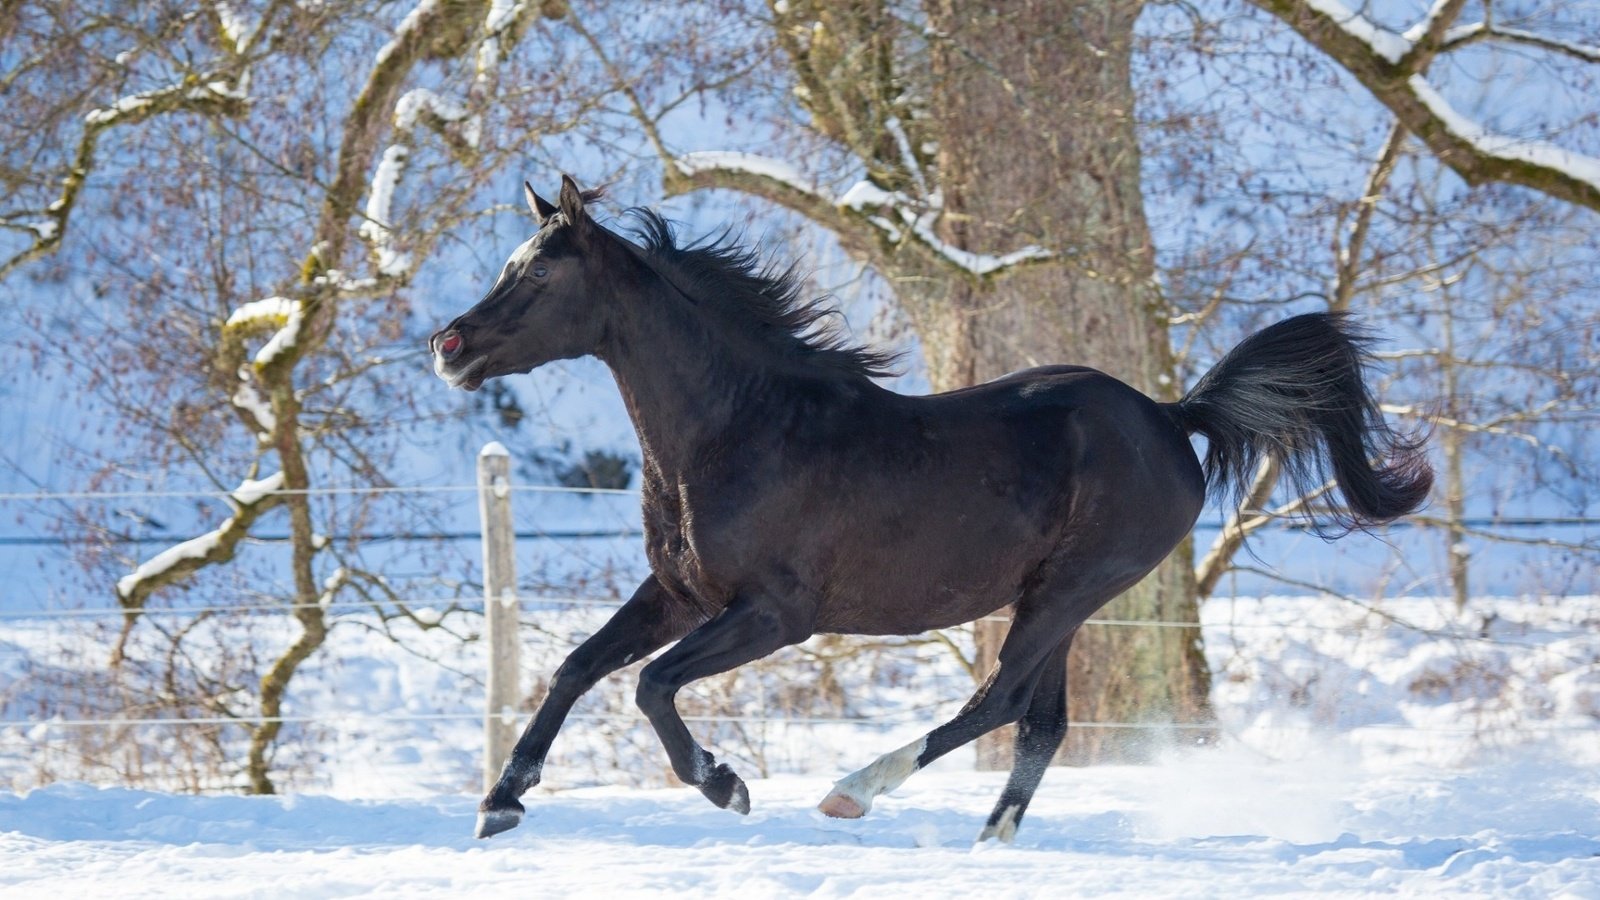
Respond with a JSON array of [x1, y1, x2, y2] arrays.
[[977, 633, 1072, 844], [818, 598, 1072, 822]]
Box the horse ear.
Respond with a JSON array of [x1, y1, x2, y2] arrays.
[[558, 174, 590, 235], [525, 181, 557, 224]]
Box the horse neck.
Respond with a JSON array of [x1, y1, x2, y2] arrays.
[[596, 265, 794, 476]]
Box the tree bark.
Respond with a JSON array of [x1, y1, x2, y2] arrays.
[[667, 0, 1216, 766], [919, 0, 1211, 766]]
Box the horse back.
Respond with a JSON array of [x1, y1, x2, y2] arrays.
[[642, 366, 1206, 634]]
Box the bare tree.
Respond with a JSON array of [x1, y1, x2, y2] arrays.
[[1, 0, 600, 792]]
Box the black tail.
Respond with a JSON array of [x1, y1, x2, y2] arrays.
[[1168, 312, 1433, 532]]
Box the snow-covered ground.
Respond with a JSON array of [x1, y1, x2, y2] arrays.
[[3, 748, 1599, 897], [2, 594, 1598, 897]]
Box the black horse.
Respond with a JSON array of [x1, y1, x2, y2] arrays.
[[432, 176, 1431, 843]]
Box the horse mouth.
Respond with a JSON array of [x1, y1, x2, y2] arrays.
[[441, 354, 490, 392]]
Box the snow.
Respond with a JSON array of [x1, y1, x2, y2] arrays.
[[899, 206, 1054, 276], [1407, 75, 1600, 195], [1292, 1, 1600, 198], [884, 116, 928, 196], [231, 368, 276, 435], [484, 0, 520, 34], [113, 526, 229, 599], [189, 73, 250, 103], [479, 440, 509, 457], [1302, 0, 1412, 64], [394, 88, 480, 151], [112, 475, 283, 599], [226, 294, 305, 369], [225, 296, 296, 329], [677, 152, 1050, 276], [375, 0, 438, 67], [214, 1, 260, 54], [394, 89, 468, 130], [1400, 0, 1457, 44], [837, 180, 900, 210], [673, 151, 819, 196], [84, 95, 153, 126], [1457, 25, 1600, 63], [1, 749, 1597, 895], [253, 301, 304, 366], [28, 220, 57, 241], [360, 145, 411, 278], [4, 595, 1596, 893], [229, 471, 284, 506], [84, 75, 249, 128]]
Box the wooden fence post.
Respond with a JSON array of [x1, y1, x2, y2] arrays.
[[477, 441, 519, 792]]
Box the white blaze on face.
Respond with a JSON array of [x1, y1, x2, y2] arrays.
[[499, 235, 540, 284]]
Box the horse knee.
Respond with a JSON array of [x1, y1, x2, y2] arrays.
[[634, 662, 676, 717]]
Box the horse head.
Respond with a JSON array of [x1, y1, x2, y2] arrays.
[[431, 175, 609, 391]]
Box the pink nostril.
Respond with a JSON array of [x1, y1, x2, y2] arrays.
[[440, 332, 462, 356]]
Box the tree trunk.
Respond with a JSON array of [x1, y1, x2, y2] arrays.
[[919, 0, 1212, 766]]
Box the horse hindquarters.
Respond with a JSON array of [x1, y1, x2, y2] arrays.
[[818, 383, 1205, 837]]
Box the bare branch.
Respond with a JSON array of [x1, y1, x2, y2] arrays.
[[1249, 0, 1600, 211], [0, 72, 249, 280], [1441, 22, 1600, 64]]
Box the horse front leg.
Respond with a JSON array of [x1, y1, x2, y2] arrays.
[[477, 575, 701, 838], [634, 594, 813, 814]]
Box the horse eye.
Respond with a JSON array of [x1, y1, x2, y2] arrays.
[[530, 263, 549, 279]]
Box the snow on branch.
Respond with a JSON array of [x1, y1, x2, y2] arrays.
[[213, 1, 262, 55], [0, 70, 249, 282], [1301, 0, 1411, 63], [83, 76, 250, 126], [376, 0, 440, 67], [1441, 22, 1600, 64], [1407, 76, 1600, 196], [674, 151, 820, 197], [358, 145, 412, 278], [225, 295, 304, 367], [395, 87, 481, 157], [1253, 0, 1600, 211], [115, 472, 286, 607], [671, 151, 1054, 280], [395, 88, 468, 131], [897, 204, 1055, 276]]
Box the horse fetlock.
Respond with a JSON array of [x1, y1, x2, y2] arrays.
[[490, 759, 542, 800], [698, 762, 750, 814]]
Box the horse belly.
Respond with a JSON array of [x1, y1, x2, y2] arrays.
[[812, 505, 1051, 635]]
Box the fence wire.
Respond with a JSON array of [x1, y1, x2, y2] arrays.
[[2, 482, 1595, 744]]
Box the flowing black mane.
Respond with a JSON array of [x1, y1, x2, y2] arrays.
[[624, 209, 899, 380]]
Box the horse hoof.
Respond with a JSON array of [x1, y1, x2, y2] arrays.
[[817, 791, 866, 819], [475, 804, 524, 839], [976, 805, 1021, 844], [701, 763, 750, 814], [727, 779, 751, 815]]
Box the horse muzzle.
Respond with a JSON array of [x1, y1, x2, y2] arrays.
[[430, 329, 488, 391]]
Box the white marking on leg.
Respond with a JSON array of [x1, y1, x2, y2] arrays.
[[976, 805, 1021, 844], [820, 737, 926, 817]]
